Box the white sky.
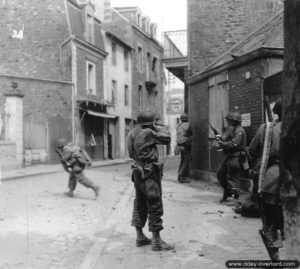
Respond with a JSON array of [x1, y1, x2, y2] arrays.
[[111, 0, 187, 41]]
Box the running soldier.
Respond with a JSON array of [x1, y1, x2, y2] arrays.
[[176, 113, 193, 183], [217, 109, 246, 203], [127, 110, 174, 251], [248, 99, 284, 260], [56, 138, 100, 199]]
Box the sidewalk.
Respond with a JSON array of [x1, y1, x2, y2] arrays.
[[1, 158, 131, 181]]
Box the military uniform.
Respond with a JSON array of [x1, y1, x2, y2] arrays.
[[176, 114, 193, 183], [59, 142, 99, 198], [127, 111, 174, 251], [249, 119, 283, 259], [217, 113, 246, 202]]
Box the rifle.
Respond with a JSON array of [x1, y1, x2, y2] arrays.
[[209, 122, 223, 141], [55, 148, 72, 173], [264, 96, 273, 122], [249, 170, 278, 260]]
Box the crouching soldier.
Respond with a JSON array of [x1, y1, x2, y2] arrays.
[[248, 99, 284, 260], [127, 110, 174, 251], [217, 109, 246, 203], [56, 138, 100, 199]]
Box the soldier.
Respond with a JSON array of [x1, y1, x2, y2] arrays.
[[248, 99, 284, 260], [127, 110, 174, 251], [56, 138, 100, 199], [176, 113, 193, 183], [216, 109, 246, 203]]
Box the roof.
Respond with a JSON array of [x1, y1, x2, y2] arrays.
[[67, 1, 105, 52], [203, 10, 283, 72]]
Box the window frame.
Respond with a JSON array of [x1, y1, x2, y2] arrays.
[[86, 60, 96, 95], [112, 41, 117, 66], [124, 84, 129, 106], [138, 85, 143, 107], [85, 11, 95, 44], [112, 80, 117, 104], [124, 49, 129, 72]]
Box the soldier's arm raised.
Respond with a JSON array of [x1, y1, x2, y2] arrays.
[[151, 128, 171, 145]]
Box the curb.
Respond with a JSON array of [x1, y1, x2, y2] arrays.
[[1, 159, 131, 182]]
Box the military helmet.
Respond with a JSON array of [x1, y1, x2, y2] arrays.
[[226, 110, 242, 122], [180, 113, 188, 121], [57, 138, 67, 148], [137, 110, 155, 125]]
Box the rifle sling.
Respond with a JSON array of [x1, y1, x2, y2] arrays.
[[258, 122, 273, 193]]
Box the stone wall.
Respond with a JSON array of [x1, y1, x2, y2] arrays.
[[187, 0, 283, 75], [0, 0, 69, 80]]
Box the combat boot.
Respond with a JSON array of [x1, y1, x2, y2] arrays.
[[63, 190, 74, 197], [220, 190, 230, 203], [135, 227, 151, 247], [151, 231, 174, 251], [93, 185, 100, 199]]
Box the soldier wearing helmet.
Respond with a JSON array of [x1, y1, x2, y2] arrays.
[[175, 113, 193, 183], [216, 107, 246, 203], [127, 110, 174, 251], [248, 99, 284, 260], [56, 138, 100, 199]]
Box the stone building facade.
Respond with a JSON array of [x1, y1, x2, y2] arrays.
[[187, 11, 283, 179], [0, 0, 110, 165], [187, 0, 283, 75], [108, 7, 165, 122]]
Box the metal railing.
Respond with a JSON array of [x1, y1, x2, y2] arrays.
[[163, 30, 187, 59]]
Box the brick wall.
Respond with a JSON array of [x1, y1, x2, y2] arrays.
[[187, 0, 283, 75], [189, 79, 209, 172], [189, 59, 264, 174], [131, 27, 165, 120], [76, 47, 105, 98], [0, 0, 69, 80], [0, 76, 72, 162], [228, 59, 263, 141]]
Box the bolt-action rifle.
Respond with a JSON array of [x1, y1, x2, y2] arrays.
[[209, 122, 223, 141], [55, 148, 72, 173]]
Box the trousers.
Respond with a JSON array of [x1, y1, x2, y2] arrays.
[[217, 162, 241, 195], [68, 170, 95, 191], [177, 146, 191, 178], [131, 166, 164, 232]]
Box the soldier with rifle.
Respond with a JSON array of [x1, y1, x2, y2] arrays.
[[176, 113, 193, 183], [56, 138, 100, 199], [248, 99, 284, 260], [215, 108, 247, 203], [127, 110, 174, 251]]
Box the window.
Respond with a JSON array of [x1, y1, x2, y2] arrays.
[[208, 73, 229, 138], [146, 53, 151, 80], [124, 85, 129, 106], [137, 13, 141, 26], [155, 91, 158, 109], [138, 85, 142, 107], [86, 14, 94, 43], [124, 49, 129, 72], [86, 61, 96, 95], [152, 57, 157, 72], [112, 80, 117, 104], [138, 47, 142, 72], [112, 42, 117, 65]]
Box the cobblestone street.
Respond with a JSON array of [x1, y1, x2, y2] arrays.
[[0, 162, 285, 269]]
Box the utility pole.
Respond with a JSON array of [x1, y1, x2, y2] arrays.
[[280, 0, 300, 260]]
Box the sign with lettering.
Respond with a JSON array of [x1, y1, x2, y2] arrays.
[[241, 113, 251, 127]]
